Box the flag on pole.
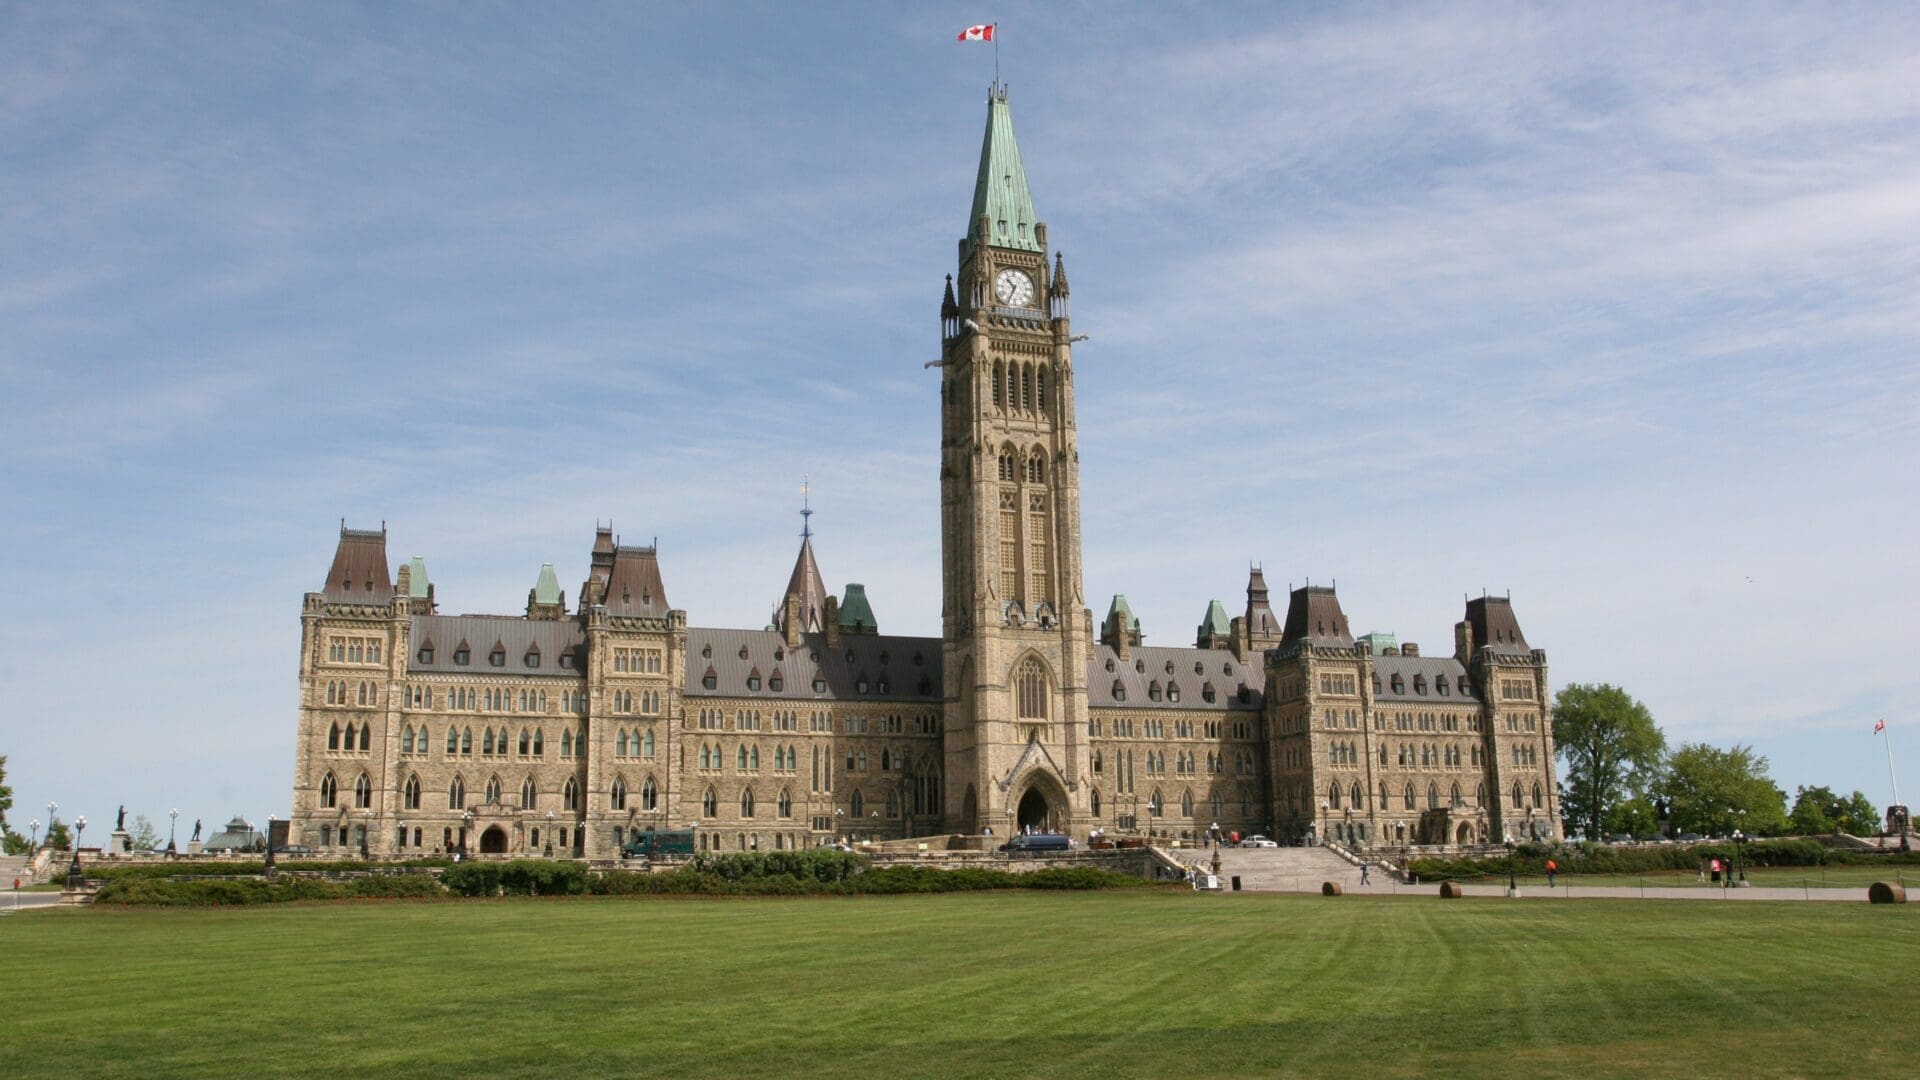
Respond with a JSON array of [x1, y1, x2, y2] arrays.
[[1876, 718, 1887, 733], [958, 24, 995, 42]]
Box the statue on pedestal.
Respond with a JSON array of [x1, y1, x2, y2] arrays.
[[116, 805, 127, 832], [192, 819, 203, 842]]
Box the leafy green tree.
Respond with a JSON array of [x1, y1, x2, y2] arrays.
[[2, 832, 28, 855], [44, 817, 72, 851], [1665, 743, 1788, 836], [1837, 790, 1881, 835], [1604, 796, 1660, 837], [130, 815, 160, 851], [1788, 786, 1883, 836], [0, 754, 12, 839], [1552, 684, 1666, 840]]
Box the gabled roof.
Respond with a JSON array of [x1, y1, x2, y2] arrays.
[[966, 88, 1041, 256], [604, 546, 670, 617], [684, 628, 939, 702], [1088, 644, 1263, 712], [323, 525, 392, 603]]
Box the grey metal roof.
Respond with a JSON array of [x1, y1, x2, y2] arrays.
[[1088, 644, 1263, 711], [408, 615, 586, 677], [685, 628, 942, 702], [1371, 654, 1479, 703]]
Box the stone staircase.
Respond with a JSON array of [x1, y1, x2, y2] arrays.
[[1165, 845, 1378, 892], [0, 854, 34, 885]]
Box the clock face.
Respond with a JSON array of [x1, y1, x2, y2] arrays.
[[994, 268, 1035, 307]]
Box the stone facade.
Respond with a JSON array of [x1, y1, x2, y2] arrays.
[[288, 89, 1561, 858]]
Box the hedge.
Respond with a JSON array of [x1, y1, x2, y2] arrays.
[[82, 858, 454, 883], [1406, 840, 1920, 881], [95, 874, 447, 906]]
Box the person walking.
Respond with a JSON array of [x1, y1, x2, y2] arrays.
[[1360, 862, 1371, 886], [1545, 858, 1558, 888]]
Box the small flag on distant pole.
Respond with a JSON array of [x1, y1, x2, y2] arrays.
[[1876, 718, 1887, 733], [958, 24, 995, 42]]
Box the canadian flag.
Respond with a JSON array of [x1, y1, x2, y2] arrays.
[[1875, 718, 1887, 733], [958, 24, 995, 42]]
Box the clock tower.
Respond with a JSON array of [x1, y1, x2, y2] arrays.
[[938, 87, 1092, 838]]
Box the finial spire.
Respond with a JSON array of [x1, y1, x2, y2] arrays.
[[800, 475, 813, 540]]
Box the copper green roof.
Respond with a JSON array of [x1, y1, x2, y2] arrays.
[[1105, 594, 1140, 632], [533, 562, 562, 605], [1199, 600, 1230, 638], [837, 583, 877, 632], [406, 556, 431, 598], [966, 89, 1041, 256]]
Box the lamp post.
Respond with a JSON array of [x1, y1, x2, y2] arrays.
[[168, 808, 179, 857], [833, 807, 844, 848], [398, 819, 408, 853], [264, 816, 278, 873], [1504, 838, 1517, 897], [361, 810, 371, 858], [1317, 801, 1329, 846], [67, 815, 88, 890], [47, 802, 58, 848], [545, 810, 555, 857], [29, 819, 40, 853], [462, 810, 474, 857], [1733, 829, 1747, 886]]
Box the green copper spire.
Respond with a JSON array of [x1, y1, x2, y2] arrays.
[[533, 562, 562, 605], [1200, 600, 1230, 638], [406, 556, 431, 598], [966, 89, 1042, 255]]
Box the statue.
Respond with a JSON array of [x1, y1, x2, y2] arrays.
[[191, 819, 203, 842], [116, 804, 127, 832]]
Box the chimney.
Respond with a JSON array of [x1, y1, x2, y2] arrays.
[[1454, 620, 1474, 662], [824, 595, 841, 649], [1402, 642, 1419, 657], [782, 594, 803, 648]]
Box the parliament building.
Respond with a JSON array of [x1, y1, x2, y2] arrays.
[[289, 90, 1563, 859]]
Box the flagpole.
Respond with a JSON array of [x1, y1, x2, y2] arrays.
[[994, 24, 1000, 88], [1885, 722, 1903, 808]]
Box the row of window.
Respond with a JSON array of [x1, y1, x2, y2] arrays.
[[1308, 779, 1547, 813], [326, 636, 383, 665], [1092, 717, 1255, 740], [989, 360, 1053, 417], [1086, 788, 1254, 821], [401, 685, 573, 715], [692, 708, 931, 735], [323, 680, 378, 707], [613, 647, 663, 673]]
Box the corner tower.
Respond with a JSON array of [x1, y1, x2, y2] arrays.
[[938, 88, 1091, 837]]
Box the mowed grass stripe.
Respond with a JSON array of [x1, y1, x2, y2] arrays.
[[2, 892, 1914, 1078]]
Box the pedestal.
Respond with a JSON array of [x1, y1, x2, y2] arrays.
[[109, 831, 132, 856], [187, 841, 204, 856]]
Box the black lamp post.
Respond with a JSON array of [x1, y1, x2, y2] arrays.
[[67, 815, 88, 890], [1504, 838, 1517, 896], [1733, 829, 1747, 885]]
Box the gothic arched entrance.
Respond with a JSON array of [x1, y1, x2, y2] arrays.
[[480, 826, 508, 854], [1017, 787, 1055, 833]]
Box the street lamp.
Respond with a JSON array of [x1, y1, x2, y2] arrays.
[[68, 815, 88, 890], [545, 810, 555, 857], [47, 802, 58, 848], [1733, 829, 1747, 885], [462, 810, 474, 856], [1318, 801, 1329, 846], [29, 819, 40, 852], [1504, 838, 1518, 897], [361, 810, 372, 858], [168, 808, 179, 856]]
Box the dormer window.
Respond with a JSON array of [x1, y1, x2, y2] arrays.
[[1168, 683, 1181, 703], [812, 677, 827, 693], [454, 646, 471, 666], [917, 676, 932, 695], [702, 644, 712, 659], [1134, 659, 1145, 673], [1391, 674, 1405, 694], [418, 646, 434, 664], [879, 651, 890, 665], [738, 646, 749, 661], [560, 649, 577, 670], [1237, 684, 1250, 704], [1414, 675, 1427, 694], [1438, 678, 1450, 696], [769, 671, 784, 692], [524, 650, 540, 669], [1148, 682, 1163, 702], [856, 673, 870, 694], [1105, 658, 1115, 672], [845, 648, 855, 663], [773, 647, 784, 661], [1111, 680, 1126, 702], [912, 652, 924, 667], [1202, 683, 1216, 703], [702, 670, 717, 691], [877, 677, 890, 694], [747, 675, 761, 691], [1194, 662, 1204, 676], [1458, 676, 1470, 695], [489, 648, 505, 668], [1164, 661, 1174, 675]]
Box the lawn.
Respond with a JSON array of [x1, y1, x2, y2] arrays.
[[1452, 865, 1919, 891], [3, 892, 1915, 1078]]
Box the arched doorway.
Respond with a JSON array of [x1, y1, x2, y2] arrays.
[[1455, 822, 1474, 844], [480, 826, 508, 854], [1017, 787, 1054, 834]]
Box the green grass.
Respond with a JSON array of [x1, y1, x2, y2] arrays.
[[1454, 866, 1917, 890], [3, 893, 1916, 1078]]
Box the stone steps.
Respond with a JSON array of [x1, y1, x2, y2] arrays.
[[1169, 846, 1381, 892]]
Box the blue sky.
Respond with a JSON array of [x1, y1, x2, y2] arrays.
[[3, 3, 1916, 838]]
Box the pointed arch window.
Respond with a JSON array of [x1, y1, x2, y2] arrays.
[[354, 773, 372, 809], [740, 788, 756, 818], [1404, 784, 1416, 811], [1532, 783, 1544, 809], [1328, 783, 1342, 810], [319, 772, 338, 808], [359, 723, 371, 751], [448, 775, 465, 810], [643, 728, 655, 758], [610, 777, 627, 811], [532, 729, 543, 756], [1148, 789, 1164, 817], [404, 774, 421, 810], [1180, 789, 1194, 816], [1090, 789, 1103, 818], [642, 775, 659, 811], [328, 722, 341, 750], [702, 786, 718, 818], [485, 775, 502, 804], [564, 776, 580, 811], [1211, 791, 1223, 817], [1026, 452, 1044, 484], [777, 787, 792, 818], [522, 776, 538, 810], [998, 448, 1015, 481]]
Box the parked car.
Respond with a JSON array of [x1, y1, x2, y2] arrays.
[[273, 845, 314, 857], [1605, 834, 1634, 845], [1240, 836, 1279, 848], [1675, 833, 1705, 843]]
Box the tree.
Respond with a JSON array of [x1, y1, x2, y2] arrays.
[[44, 817, 71, 851], [1664, 743, 1788, 836], [1552, 684, 1666, 841], [1787, 786, 1882, 836], [1604, 795, 1660, 838], [130, 815, 160, 851], [0, 754, 12, 840], [2, 832, 28, 856]]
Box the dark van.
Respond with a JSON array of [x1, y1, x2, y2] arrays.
[[1001, 833, 1073, 853]]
